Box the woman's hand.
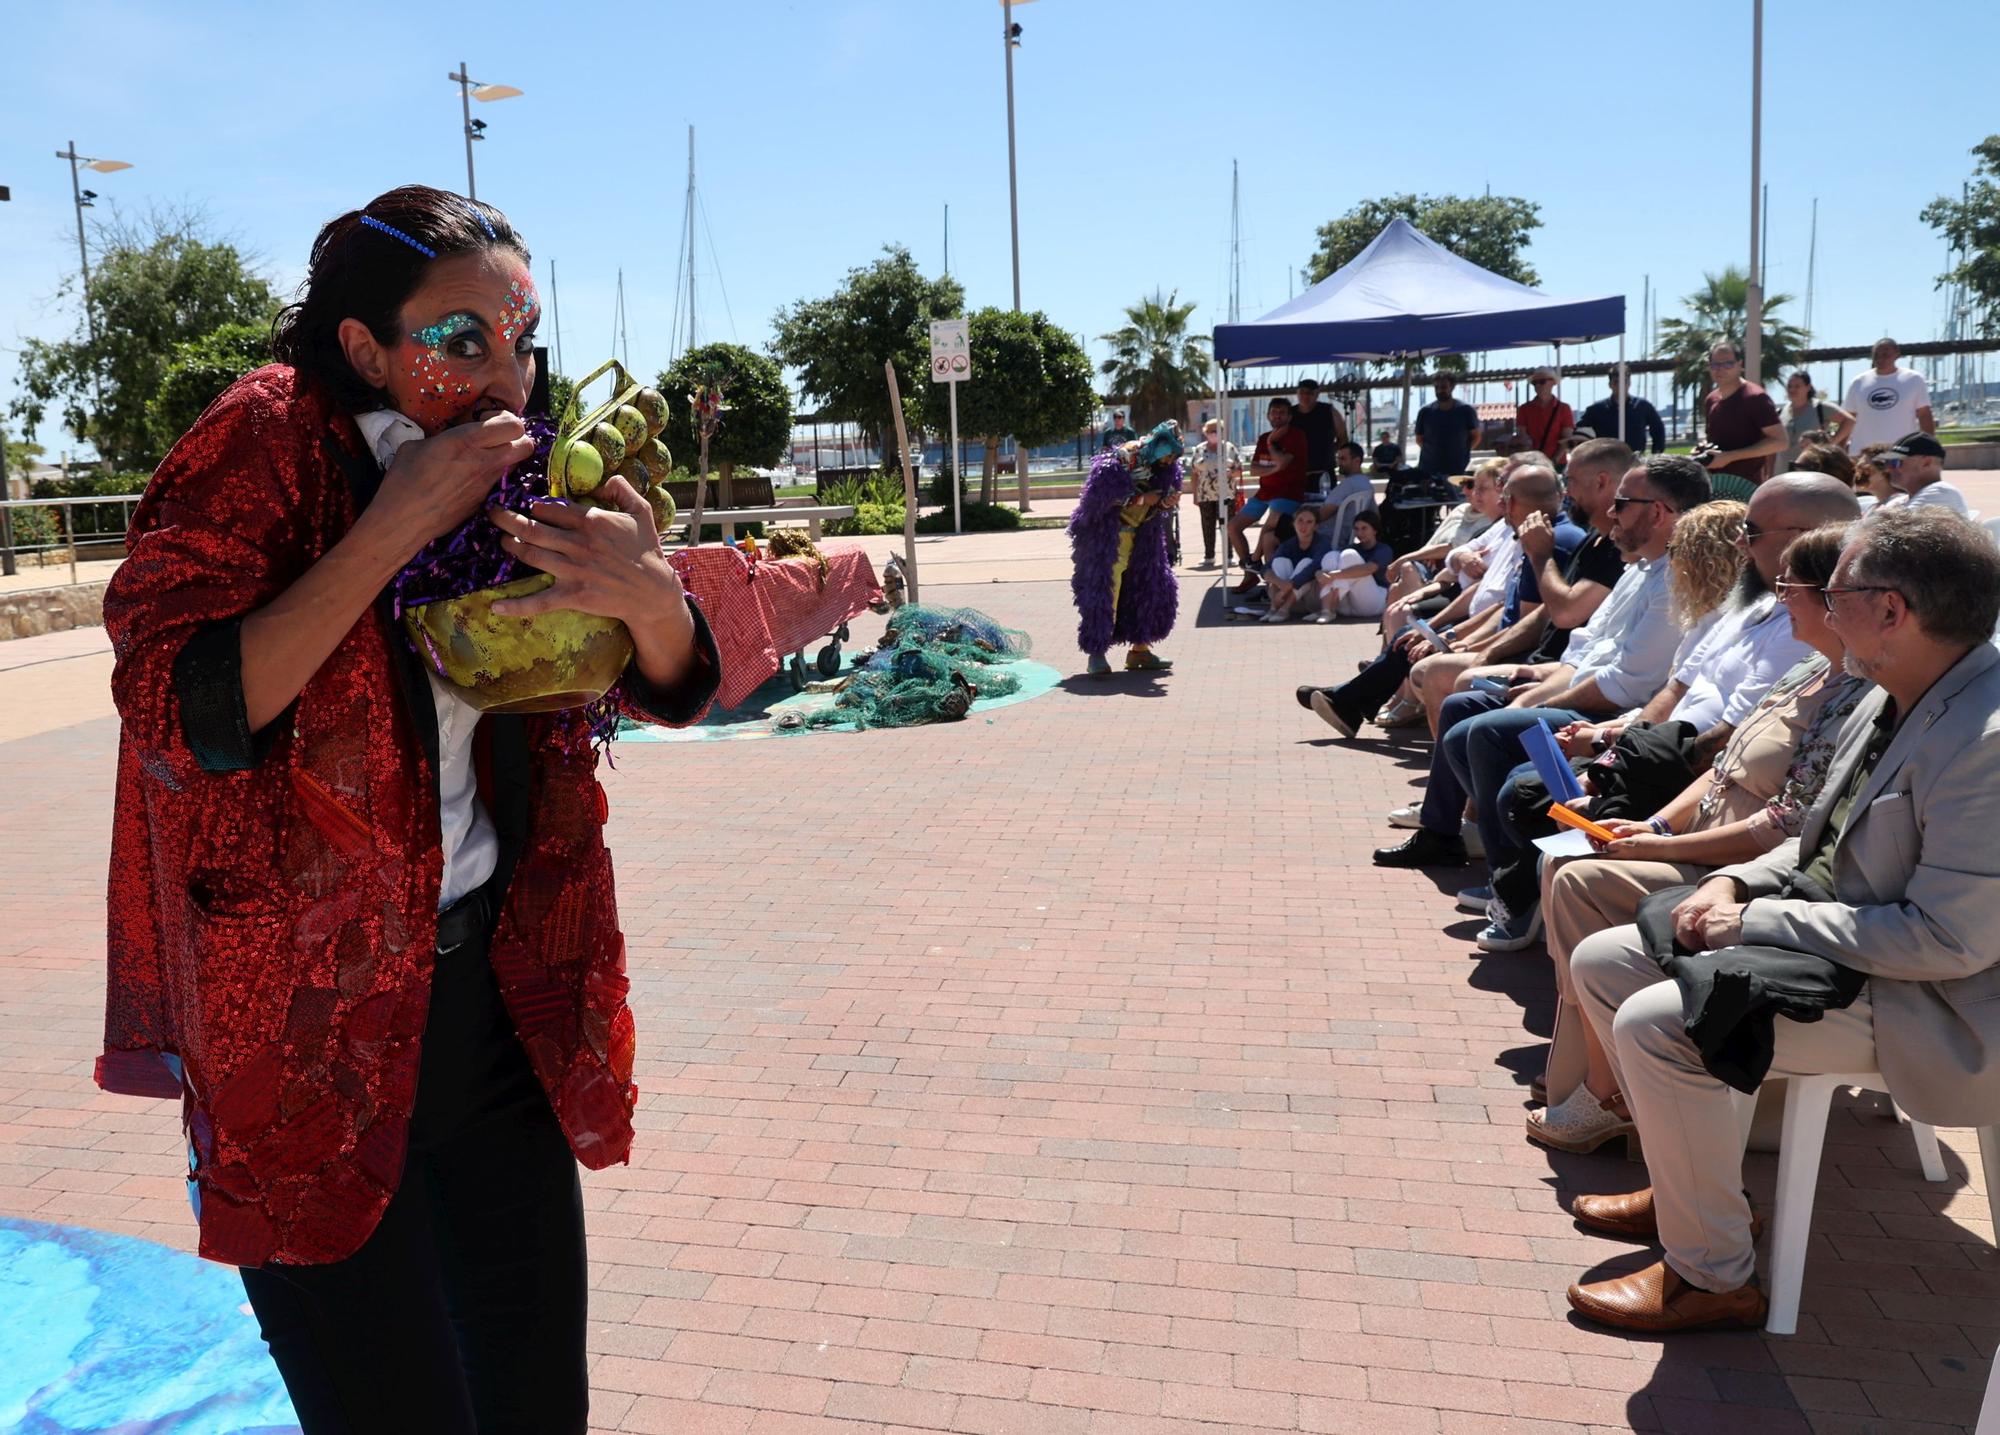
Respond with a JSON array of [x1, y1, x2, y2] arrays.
[[366, 412, 535, 552], [1593, 819, 1663, 858], [1556, 722, 1597, 759], [487, 477, 680, 625]]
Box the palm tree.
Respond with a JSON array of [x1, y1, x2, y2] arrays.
[[1098, 290, 1213, 431], [1656, 266, 1808, 394]]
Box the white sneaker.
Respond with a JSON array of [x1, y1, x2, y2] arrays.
[[1313, 611, 1334, 624], [1387, 805, 1423, 829], [1455, 885, 1493, 914], [1260, 609, 1288, 623], [1463, 827, 1485, 861]]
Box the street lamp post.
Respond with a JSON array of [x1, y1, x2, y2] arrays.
[[1744, 0, 1764, 386], [447, 65, 523, 201], [1000, 0, 1039, 313], [54, 143, 131, 460]]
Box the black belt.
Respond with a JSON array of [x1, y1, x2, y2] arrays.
[[435, 883, 496, 954]]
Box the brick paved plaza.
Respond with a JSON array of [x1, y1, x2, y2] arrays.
[[5, 511, 2000, 1434]]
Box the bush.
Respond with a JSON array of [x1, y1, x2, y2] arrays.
[[926, 457, 968, 508], [826, 502, 905, 537], [915, 502, 1020, 534], [3, 505, 60, 554]]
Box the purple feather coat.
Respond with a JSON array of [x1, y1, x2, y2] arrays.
[[1068, 449, 1182, 655]]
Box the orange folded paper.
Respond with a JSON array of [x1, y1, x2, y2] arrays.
[[1549, 803, 1619, 844]]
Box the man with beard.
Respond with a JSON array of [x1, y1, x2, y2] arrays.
[[1469, 475, 1864, 951]]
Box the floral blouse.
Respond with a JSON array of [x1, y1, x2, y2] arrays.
[[1694, 654, 1871, 849], [1185, 439, 1242, 503]]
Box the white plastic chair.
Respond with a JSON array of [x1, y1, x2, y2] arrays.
[[1764, 1073, 1949, 1334]]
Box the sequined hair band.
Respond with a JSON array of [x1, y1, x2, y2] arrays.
[[358, 214, 437, 259], [471, 205, 497, 241]]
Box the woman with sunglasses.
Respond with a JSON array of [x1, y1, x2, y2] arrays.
[[1525, 523, 1869, 1152]]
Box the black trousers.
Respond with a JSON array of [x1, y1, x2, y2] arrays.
[[1196, 499, 1221, 559], [239, 901, 589, 1435], [1337, 644, 1416, 719]]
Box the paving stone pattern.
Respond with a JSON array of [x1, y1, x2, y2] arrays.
[[2, 563, 1996, 1434]]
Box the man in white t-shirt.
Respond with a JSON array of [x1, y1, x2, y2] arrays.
[[1843, 337, 1935, 453]]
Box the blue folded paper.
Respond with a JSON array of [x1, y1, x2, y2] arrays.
[[1519, 721, 1586, 803]]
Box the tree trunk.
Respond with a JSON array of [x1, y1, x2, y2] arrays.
[[981, 438, 996, 506], [717, 458, 736, 509]]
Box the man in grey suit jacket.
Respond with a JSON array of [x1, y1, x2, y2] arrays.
[[1560, 507, 2000, 1333]]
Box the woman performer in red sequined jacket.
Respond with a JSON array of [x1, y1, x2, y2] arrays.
[[97, 186, 718, 1433]]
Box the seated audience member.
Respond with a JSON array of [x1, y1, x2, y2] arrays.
[[1313, 509, 1395, 621], [1314, 441, 1376, 545], [1405, 440, 1631, 734], [1300, 465, 1569, 727], [1369, 455, 1711, 874], [1527, 524, 1868, 1152], [1229, 397, 1309, 588], [1475, 476, 1862, 948], [1872, 431, 1969, 518], [1853, 442, 1897, 508], [1380, 463, 1504, 633], [1262, 504, 1336, 622], [1563, 507, 2000, 1333], [1789, 441, 1858, 500]]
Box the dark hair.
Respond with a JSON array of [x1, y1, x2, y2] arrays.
[[1268, 397, 1294, 413], [1566, 436, 1634, 478], [1298, 377, 1320, 390], [271, 185, 530, 412], [1350, 507, 1383, 535], [1338, 440, 1365, 461], [1787, 369, 1815, 399], [1791, 442, 1856, 488], [1638, 453, 1713, 512], [1851, 508, 2000, 646], [1779, 522, 1851, 589]]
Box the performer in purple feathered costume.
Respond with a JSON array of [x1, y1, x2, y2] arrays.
[[1068, 419, 1184, 675]]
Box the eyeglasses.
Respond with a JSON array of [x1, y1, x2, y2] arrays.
[[1740, 521, 1809, 543], [1881, 457, 1906, 470], [1821, 584, 1900, 613], [1610, 496, 1663, 513], [1708, 357, 1740, 369], [1773, 577, 1825, 600]]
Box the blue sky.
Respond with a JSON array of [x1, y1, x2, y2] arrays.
[[5, 0, 1999, 458]]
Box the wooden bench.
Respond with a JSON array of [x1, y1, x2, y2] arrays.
[[663, 505, 858, 543]]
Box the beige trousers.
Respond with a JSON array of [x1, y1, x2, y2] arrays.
[[1540, 857, 1709, 1103], [1571, 924, 1876, 1292]]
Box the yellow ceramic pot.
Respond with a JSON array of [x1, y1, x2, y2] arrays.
[[405, 573, 633, 714]]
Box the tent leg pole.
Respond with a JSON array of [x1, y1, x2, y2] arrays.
[[1617, 335, 1628, 444], [1218, 367, 1231, 612], [1397, 358, 1412, 461]]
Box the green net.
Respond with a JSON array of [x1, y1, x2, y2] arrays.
[[777, 604, 1033, 732]]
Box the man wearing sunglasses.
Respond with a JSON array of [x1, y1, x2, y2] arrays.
[[1873, 431, 1967, 518], [1700, 341, 1786, 500], [1566, 507, 2000, 1333]]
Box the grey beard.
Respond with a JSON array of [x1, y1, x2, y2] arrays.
[[1842, 652, 1875, 680]]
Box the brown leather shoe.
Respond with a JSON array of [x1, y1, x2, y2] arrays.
[[1570, 1188, 1763, 1243], [1567, 1260, 1767, 1333]]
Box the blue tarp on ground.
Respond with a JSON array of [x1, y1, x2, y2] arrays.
[[1212, 218, 1624, 367]]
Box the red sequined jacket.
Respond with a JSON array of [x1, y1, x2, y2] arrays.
[[97, 366, 719, 1267]]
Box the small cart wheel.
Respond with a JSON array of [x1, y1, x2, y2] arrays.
[[787, 653, 808, 690], [835, 622, 851, 643], [816, 642, 843, 678]]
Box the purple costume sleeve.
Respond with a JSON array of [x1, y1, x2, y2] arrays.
[[1067, 453, 1181, 654]]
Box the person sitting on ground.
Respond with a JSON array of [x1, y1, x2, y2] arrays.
[[1563, 507, 2000, 1334], [1262, 504, 1337, 622], [1378, 461, 1506, 645], [1872, 431, 1969, 517], [1475, 477, 1861, 948], [1312, 509, 1396, 622], [1527, 523, 1870, 1154], [1298, 465, 1571, 729], [1403, 441, 1632, 735], [1314, 441, 1375, 544], [1853, 442, 1896, 509], [1370, 456, 1711, 877], [1229, 397, 1309, 589]]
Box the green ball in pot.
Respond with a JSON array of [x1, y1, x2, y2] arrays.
[[630, 387, 671, 439], [612, 404, 651, 454], [586, 420, 627, 473]]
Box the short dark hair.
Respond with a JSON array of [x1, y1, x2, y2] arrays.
[[1850, 507, 2000, 647], [1566, 437, 1635, 479], [1350, 506, 1383, 534], [272, 185, 530, 413], [1268, 397, 1293, 413], [1638, 454, 1713, 512], [1787, 369, 1816, 399], [1338, 440, 1365, 461], [1297, 377, 1320, 391]]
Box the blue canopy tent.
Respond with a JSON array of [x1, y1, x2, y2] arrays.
[[1207, 218, 1625, 599]]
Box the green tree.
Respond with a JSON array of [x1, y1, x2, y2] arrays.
[[940, 308, 1095, 504], [771, 245, 963, 471], [1098, 290, 1212, 432], [1307, 194, 1543, 287], [1655, 266, 1807, 393], [145, 321, 271, 456], [657, 341, 794, 499], [9, 205, 277, 471], [546, 371, 580, 427], [3, 435, 46, 487], [1922, 136, 2000, 335]]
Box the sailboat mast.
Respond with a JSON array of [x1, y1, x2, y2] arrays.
[[684, 125, 699, 356], [1228, 159, 1241, 324], [1804, 196, 1818, 337], [548, 259, 564, 378]]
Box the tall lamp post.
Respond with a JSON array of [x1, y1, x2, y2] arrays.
[[54, 144, 132, 370], [1743, 0, 1764, 385], [1000, 0, 1038, 313], [447, 65, 522, 201]]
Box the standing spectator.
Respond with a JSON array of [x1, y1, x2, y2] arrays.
[[1228, 397, 1310, 588], [1314, 440, 1375, 545], [1101, 410, 1138, 449], [1842, 337, 1936, 453], [1699, 341, 1787, 500], [1875, 431, 1969, 517], [1577, 372, 1667, 454], [1775, 370, 1854, 472], [1413, 374, 1481, 478], [1314, 509, 1397, 622], [1516, 368, 1575, 462], [1292, 378, 1348, 491], [1183, 418, 1242, 567]]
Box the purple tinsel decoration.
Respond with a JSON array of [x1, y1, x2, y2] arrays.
[[1067, 450, 1181, 655], [391, 414, 559, 617]]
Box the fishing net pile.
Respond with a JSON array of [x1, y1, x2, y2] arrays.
[[777, 603, 1032, 732]]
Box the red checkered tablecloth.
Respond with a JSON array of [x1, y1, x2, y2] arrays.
[[667, 544, 881, 708]]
